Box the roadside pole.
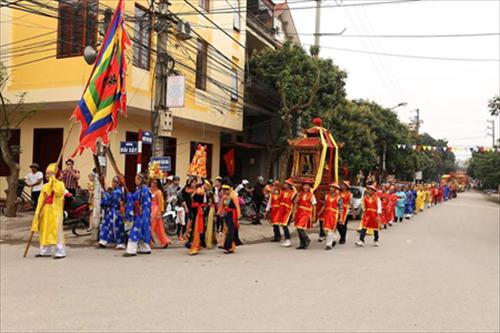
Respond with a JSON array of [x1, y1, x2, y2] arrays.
[[137, 129, 143, 173]]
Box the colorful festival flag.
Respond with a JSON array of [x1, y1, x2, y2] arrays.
[[71, 0, 130, 157]]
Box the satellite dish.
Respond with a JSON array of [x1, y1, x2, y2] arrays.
[[83, 45, 98, 65]]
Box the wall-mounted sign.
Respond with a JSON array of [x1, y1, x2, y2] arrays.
[[151, 156, 172, 172], [166, 75, 185, 108], [120, 141, 138, 155], [142, 131, 153, 144]]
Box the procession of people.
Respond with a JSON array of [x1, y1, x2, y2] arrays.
[[28, 156, 458, 259]]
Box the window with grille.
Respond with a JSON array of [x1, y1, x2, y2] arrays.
[[195, 39, 208, 91], [57, 0, 98, 58], [231, 68, 238, 101], [233, 0, 241, 31], [199, 0, 209, 12], [133, 4, 151, 70]]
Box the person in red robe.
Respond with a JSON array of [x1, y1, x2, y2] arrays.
[[338, 180, 353, 244], [437, 185, 444, 203], [388, 185, 398, 225], [379, 185, 392, 229], [266, 181, 282, 242], [317, 182, 342, 250], [293, 181, 317, 250], [355, 184, 381, 247], [275, 179, 296, 248]]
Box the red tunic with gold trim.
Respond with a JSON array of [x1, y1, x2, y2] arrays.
[[277, 188, 296, 226], [323, 193, 341, 231], [294, 191, 316, 230], [388, 192, 397, 222], [379, 191, 390, 225], [361, 195, 380, 230], [339, 191, 352, 225], [269, 192, 281, 225]]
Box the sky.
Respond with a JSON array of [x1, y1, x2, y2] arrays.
[[288, 0, 500, 159]]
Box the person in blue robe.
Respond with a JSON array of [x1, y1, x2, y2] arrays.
[[98, 176, 126, 249], [405, 187, 414, 219], [124, 172, 152, 257]]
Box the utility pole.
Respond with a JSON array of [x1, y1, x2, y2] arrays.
[[487, 120, 495, 147], [314, 0, 322, 49], [152, 0, 171, 158], [415, 108, 420, 136]]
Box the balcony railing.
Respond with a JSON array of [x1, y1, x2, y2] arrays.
[[247, 0, 275, 32]]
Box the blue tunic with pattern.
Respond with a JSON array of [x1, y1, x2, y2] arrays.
[[128, 185, 152, 243], [99, 187, 126, 245], [404, 190, 414, 215]]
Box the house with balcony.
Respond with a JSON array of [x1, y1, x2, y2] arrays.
[[220, 0, 300, 181], [0, 0, 246, 192]]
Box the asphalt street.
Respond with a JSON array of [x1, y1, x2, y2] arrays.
[[1, 191, 499, 332]]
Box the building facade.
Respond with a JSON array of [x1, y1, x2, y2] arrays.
[[0, 0, 246, 194]]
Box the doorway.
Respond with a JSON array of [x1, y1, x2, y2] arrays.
[[33, 128, 63, 178], [124, 131, 152, 191]]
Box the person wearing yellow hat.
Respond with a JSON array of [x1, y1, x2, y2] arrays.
[[266, 180, 282, 242], [31, 163, 66, 259], [221, 184, 241, 253], [275, 179, 297, 247], [338, 180, 353, 244], [293, 180, 317, 250], [317, 182, 343, 250], [355, 184, 381, 247]]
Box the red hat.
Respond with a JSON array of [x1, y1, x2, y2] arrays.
[[367, 184, 377, 192], [342, 180, 350, 187], [312, 118, 323, 127], [329, 182, 341, 190], [285, 178, 294, 186]]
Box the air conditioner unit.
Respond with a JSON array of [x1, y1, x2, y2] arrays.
[[175, 21, 192, 40]]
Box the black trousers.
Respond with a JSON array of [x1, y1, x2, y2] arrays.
[[319, 221, 327, 238], [272, 225, 281, 240], [216, 215, 224, 233], [254, 201, 263, 222], [31, 190, 41, 208], [282, 225, 291, 239], [359, 228, 379, 242], [337, 215, 350, 242], [224, 216, 236, 250], [297, 228, 310, 247]]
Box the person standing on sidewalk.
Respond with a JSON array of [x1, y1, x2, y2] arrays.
[[293, 180, 317, 250], [317, 182, 343, 251], [24, 163, 43, 208], [252, 176, 265, 225], [338, 180, 353, 244], [355, 184, 382, 247], [61, 159, 80, 196], [266, 180, 282, 242], [124, 173, 152, 257], [189, 183, 207, 255], [31, 163, 66, 259]]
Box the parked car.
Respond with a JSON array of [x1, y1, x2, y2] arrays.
[[350, 186, 365, 220]]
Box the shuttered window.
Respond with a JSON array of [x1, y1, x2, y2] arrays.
[[133, 4, 151, 70], [57, 0, 98, 58], [199, 0, 209, 12], [195, 39, 208, 91]]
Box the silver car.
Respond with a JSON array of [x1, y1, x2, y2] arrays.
[[349, 186, 365, 220]]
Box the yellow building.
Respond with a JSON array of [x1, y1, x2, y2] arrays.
[[0, 0, 246, 194]]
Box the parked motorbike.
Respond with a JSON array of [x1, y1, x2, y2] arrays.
[[63, 192, 91, 236], [162, 199, 178, 237]]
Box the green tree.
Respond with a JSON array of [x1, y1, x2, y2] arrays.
[[249, 43, 347, 179], [0, 63, 38, 217], [488, 95, 500, 116], [467, 151, 500, 189]]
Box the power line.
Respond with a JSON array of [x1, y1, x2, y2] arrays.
[[306, 43, 500, 62]]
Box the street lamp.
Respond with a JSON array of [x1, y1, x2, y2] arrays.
[[389, 102, 408, 111]]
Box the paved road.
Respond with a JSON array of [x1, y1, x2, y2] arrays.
[[1, 191, 499, 332]]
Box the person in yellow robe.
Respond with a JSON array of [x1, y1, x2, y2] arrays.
[[425, 184, 433, 208], [31, 163, 66, 259], [415, 185, 425, 213]]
